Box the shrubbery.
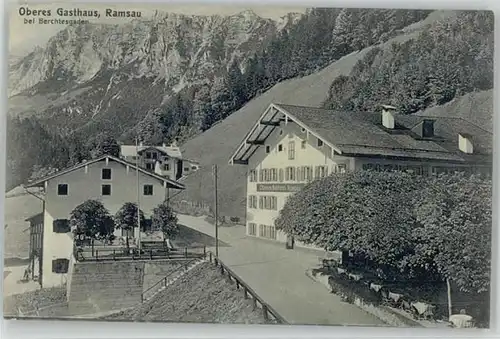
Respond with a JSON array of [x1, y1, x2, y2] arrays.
[[275, 170, 492, 294]]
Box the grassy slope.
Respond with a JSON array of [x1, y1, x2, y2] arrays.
[[105, 262, 270, 324], [416, 89, 493, 132], [178, 11, 459, 218]]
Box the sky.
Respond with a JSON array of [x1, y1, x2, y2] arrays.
[[8, 2, 306, 56]]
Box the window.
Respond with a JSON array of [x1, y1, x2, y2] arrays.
[[164, 163, 170, 171], [301, 140, 307, 149], [52, 258, 69, 273], [315, 166, 328, 179], [278, 144, 283, 152], [248, 223, 257, 236], [191, 166, 197, 170], [144, 185, 154, 196], [57, 184, 68, 196], [317, 138, 324, 147], [278, 168, 284, 182], [258, 196, 277, 210], [259, 224, 276, 240], [301, 127, 306, 133], [285, 167, 296, 181], [265, 145, 271, 153], [305, 166, 313, 181], [101, 184, 111, 196], [271, 168, 278, 182], [146, 163, 154, 170], [53, 219, 70, 233], [102, 168, 112, 180], [152, 152, 158, 160], [288, 141, 295, 160], [248, 195, 258, 209], [249, 170, 258, 182], [337, 164, 347, 174], [184, 167, 190, 172], [146, 152, 152, 159]]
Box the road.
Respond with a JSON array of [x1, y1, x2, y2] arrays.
[[177, 214, 385, 326]]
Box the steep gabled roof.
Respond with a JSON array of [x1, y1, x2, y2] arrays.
[[229, 103, 492, 165], [25, 155, 185, 190], [120, 145, 183, 159]]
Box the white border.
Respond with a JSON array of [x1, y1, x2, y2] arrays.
[[1, 0, 499, 338]]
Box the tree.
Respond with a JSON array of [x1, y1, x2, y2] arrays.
[[114, 202, 145, 252], [275, 170, 424, 274], [411, 173, 492, 293], [151, 203, 179, 242], [69, 200, 114, 244], [88, 133, 120, 158]]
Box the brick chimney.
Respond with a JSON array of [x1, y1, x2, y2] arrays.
[[381, 105, 397, 129]]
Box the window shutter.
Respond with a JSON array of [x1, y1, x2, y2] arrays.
[[259, 169, 263, 182], [315, 166, 320, 178], [279, 169, 284, 182]]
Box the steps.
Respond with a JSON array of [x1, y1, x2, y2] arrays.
[[142, 258, 205, 302]]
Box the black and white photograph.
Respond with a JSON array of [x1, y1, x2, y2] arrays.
[[4, 3, 494, 329]]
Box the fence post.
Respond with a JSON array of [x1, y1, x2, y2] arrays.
[[220, 265, 224, 275], [209, 252, 213, 263], [150, 250, 153, 260], [203, 246, 206, 258], [96, 250, 99, 261], [262, 304, 269, 321], [184, 247, 188, 258], [164, 277, 167, 287]]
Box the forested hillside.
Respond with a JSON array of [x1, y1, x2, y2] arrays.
[[7, 8, 431, 190], [323, 11, 493, 115]]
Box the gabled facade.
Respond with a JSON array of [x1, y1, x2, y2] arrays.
[[25, 155, 185, 288], [230, 103, 492, 249], [120, 143, 199, 180]]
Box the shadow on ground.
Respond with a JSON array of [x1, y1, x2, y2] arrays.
[[173, 224, 230, 248]]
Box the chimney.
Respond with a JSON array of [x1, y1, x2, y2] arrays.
[[458, 134, 474, 154], [381, 105, 397, 129]]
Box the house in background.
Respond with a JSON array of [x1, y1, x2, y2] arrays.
[[120, 143, 199, 180], [24, 155, 185, 288], [230, 103, 492, 250]]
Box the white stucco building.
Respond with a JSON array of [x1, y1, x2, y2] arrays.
[[25, 155, 185, 288], [120, 143, 199, 181], [229, 103, 492, 250]]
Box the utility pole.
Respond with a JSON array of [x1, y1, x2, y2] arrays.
[[136, 137, 142, 253], [213, 164, 219, 257]]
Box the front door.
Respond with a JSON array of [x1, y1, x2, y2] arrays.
[[286, 234, 294, 249]]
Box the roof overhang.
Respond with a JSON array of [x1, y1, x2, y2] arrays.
[[25, 155, 186, 190], [229, 103, 343, 165]]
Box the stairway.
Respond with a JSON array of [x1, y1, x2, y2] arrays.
[[142, 258, 206, 302]]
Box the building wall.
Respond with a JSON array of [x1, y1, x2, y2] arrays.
[[246, 122, 352, 251], [42, 159, 169, 287]]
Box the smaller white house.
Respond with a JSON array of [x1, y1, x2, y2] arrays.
[[120, 143, 199, 180], [24, 155, 185, 288]]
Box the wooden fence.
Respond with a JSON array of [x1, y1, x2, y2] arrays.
[[73, 244, 206, 262]]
